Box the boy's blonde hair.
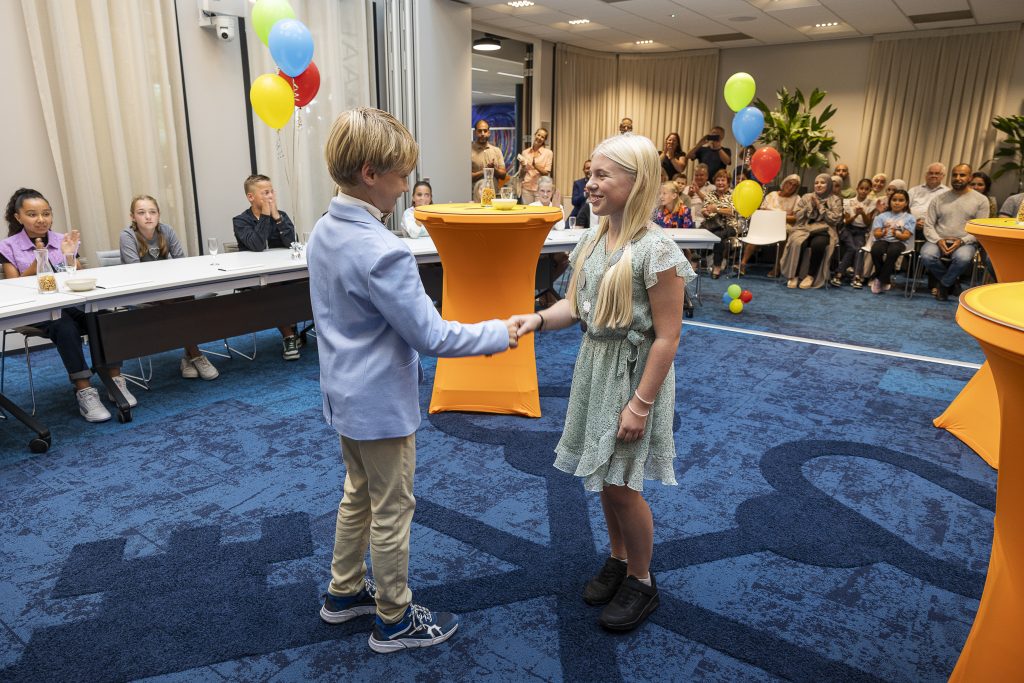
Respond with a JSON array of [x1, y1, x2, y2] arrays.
[[244, 174, 271, 196], [324, 107, 419, 188], [566, 134, 660, 329]]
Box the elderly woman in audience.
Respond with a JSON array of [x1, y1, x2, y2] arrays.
[[653, 181, 694, 230], [831, 178, 875, 287], [867, 188, 916, 294], [529, 176, 567, 304], [702, 169, 738, 279], [120, 194, 219, 381], [660, 133, 686, 181], [686, 163, 712, 225], [738, 173, 801, 276], [969, 171, 998, 217], [781, 173, 843, 289]]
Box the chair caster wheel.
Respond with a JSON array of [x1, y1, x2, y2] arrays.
[[29, 436, 50, 454]]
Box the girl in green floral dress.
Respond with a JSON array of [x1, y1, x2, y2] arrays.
[[512, 134, 695, 631]]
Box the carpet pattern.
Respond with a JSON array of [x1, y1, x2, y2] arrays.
[[0, 284, 994, 681]]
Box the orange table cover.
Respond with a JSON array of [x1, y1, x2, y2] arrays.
[[934, 218, 1024, 469], [949, 282, 1024, 680], [415, 203, 562, 417]]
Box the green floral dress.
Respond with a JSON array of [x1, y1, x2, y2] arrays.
[[554, 226, 696, 492]]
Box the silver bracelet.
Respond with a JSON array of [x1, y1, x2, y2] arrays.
[[633, 389, 655, 406], [626, 402, 650, 418]]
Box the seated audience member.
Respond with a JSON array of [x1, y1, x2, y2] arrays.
[[685, 163, 712, 226], [998, 191, 1024, 219], [702, 169, 738, 279], [576, 187, 596, 229], [831, 175, 843, 197], [920, 163, 990, 301], [518, 127, 553, 205], [120, 195, 219, 380], [232, 173, 301, 360], [781, 173, 843, 289], [834, 163, 855, 198], [908, 162, 949, 230], [867, 173, 888, 202], [400, 180, 432, 238], [686, 126, 732, 180], [867, 188, 915, 295], [969, 171, 998, 218], [660, 133, 686, 181], [876, 178, 907, 214], [831, 178, 875, 287], [671, 173, 688, 198], [740, 173, 800, 276], [0, 188, 136, 422], [653, 181, 694, 230], [528, 176, 567, 305], [618, 117, 633, 134], [569, 159, 591, 219]]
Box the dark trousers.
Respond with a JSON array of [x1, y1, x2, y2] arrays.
[[870, 240, 905, 285], [32, 306, 92, 382], [802, 232, 830, 276], [708, 220, 737, 267], [837, 226, 868, 273]]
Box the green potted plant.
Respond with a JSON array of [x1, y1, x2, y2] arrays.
[[984, 114, 1024, 193], [753, 87, 838, 187]]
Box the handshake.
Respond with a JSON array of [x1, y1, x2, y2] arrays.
[[498, 313, 549, 350]]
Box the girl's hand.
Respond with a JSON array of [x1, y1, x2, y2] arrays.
[[61, 231, 79, 256], [510, 313, 542, 337], [617, 400, 648, 442]]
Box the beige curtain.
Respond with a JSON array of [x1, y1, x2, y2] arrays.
[[857, 25, 1020, 184], [21, 0, 197, 262], [553, 45, 718, 198], [247, 0, 373, 237]]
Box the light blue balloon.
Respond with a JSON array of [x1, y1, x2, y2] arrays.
[[722, 291, 733, 306], [732, 106, 765, 147], [268, 19, 314, 78]]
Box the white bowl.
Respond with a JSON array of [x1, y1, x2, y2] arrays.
[[66, 277, 97, 292], [491, 198, 518, 210]]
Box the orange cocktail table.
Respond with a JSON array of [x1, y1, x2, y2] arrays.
[[949, 282, 1024, 680], [934, 218, 1024, 468], [415, 203, 562, 417]]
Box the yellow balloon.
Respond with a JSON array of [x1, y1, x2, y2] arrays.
[[250, 73, 293, 129], [729, 299, 744, 314], [733, 179, 764, 219]]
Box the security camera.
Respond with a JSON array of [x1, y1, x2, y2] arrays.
[[213, 15, 235, 41]]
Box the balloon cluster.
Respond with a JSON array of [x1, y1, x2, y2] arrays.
[[721, 284, 753, 314], [249, 0, 321, 130], [722, 73, 782, 219]]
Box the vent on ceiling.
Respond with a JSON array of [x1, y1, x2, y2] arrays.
[[908, 10, 973, 24], [699, 32, 752, 43]]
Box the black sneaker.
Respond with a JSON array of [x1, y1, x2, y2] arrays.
[[598, 574, 659, 632], [282, 335, 300, 360], [368, 604, 458, 653], [320, 578, 377, 624], [583, 556, 628, 605]]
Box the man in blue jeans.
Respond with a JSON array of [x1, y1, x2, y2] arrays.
[[919, 163, 989, 301]]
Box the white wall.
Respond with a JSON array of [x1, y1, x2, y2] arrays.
[[415, 0, 472, 203]]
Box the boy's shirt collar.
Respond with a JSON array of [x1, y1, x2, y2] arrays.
[[335, 191, 384, 222]]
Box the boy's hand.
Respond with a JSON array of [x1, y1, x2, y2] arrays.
[[503, 318, 519, 349]]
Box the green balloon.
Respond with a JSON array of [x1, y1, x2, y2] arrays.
[[727, 284, 742, 299], [724, 72, 756, 112], [252, 0, 296, 46]]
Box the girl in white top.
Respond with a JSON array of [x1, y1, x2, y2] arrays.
[[400, 181, 432, 238]]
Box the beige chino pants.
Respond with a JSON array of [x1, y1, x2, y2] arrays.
[[328, 433, 416, 624]]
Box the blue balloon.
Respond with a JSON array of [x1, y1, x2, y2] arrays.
[[722, 291, 733, 305], [268, 19, 314, 78], [732, 106, 765, 147]]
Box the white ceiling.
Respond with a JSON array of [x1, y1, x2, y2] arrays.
[[467, 0, 1024, 53], [472, 53, 525, 105]]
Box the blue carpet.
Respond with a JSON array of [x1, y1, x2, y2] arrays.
[[0, 287, 995, 681]]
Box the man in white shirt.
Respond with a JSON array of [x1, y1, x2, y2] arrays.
[[908, 162, 949, 230]]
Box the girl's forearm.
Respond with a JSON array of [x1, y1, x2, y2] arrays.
[[633, 338, 678, 403]]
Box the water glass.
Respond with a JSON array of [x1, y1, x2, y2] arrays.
[[207, 237, 219, 266], [567, 216, 577, 231], [499, 187, 515, 201], [63, 253, 77, 276]]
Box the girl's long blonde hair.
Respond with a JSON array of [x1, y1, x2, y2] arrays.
[[130, 195, 168, 260], [566, 134, 660, 329]]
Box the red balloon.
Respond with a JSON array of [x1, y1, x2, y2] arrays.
[[278, 61, 320, 107], [750, 147, 781, 184], [740, 290, 753, 303]]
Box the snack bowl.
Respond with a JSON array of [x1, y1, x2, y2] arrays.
[[491, 198, 518, 210], [66, 277, 97, 292]]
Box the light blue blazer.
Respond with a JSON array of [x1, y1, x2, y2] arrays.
[[307, 199, 509, 440]]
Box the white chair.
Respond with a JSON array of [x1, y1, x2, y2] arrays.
[[738, 210, 787, 277], [95, 249, 122, 267]]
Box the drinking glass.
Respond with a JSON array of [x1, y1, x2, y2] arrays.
[[567, 216, 577, 231], [207, 237, 219, 266], [499, 187, 515, 200], [63, 253, 77, 277]]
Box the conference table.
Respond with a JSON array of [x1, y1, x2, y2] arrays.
[[0, 226, 718, 449], [933, 217, 1024, 469]]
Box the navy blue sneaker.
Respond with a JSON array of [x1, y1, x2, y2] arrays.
[[368, 604, 459, 653], [319, 578, 377, 624]]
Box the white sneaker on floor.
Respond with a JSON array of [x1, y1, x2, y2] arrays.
[[180, 355, 199, 379], [77, 387, 112, 423], [189, 354, 219, 380], [107, 375, 138, 408]]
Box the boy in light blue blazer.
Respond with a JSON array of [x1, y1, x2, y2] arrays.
[[308, 107, 518, 653]]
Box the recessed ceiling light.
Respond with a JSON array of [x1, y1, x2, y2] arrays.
[[471, 67, 488, 72], [472, 90, 483, 94], [489, 93, 516, 99], [635, 39, 653, 45], [814, 22, 840, 28], [507, 0, 533, 7], [670, 14, 676, 18], [497, 71, 523, 78], [472, 36, 501, 52], [568, 19, 590, 25]]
